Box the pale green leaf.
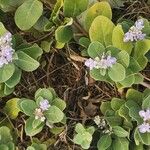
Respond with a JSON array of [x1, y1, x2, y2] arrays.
[[15, 51, 40, 72], [89, 15, 115, 46], [15, 0, 43, 30], [0, 63, 15, 83], [97, 134, 112, 150], [4, 98, 20, 119], [108, 63, 126, 82], [63, 0, 88, 17], [112, 25, 133, 54], [84, 2, 112, 31]]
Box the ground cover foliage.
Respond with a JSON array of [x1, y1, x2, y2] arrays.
[[0, 0, 150, 150]]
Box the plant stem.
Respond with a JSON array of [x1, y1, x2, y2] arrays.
[[140, 82, 150, 89]]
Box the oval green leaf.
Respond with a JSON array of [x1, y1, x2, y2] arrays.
[[85, 2, 112, 31], [89, 15, 115, 46], [15, 0, 43, 30], [15, 51, 40, 72], [108, 63, 126, 82]]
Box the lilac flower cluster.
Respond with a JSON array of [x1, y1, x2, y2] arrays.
[[85, 53, 117, 70], [0, 32, 14, 68], [123, 19, 146, 42], [138, 109, 150, 133], [34, 99, 51, 122]]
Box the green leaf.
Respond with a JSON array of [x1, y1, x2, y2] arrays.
[[97, 134, 112, 150], [52, 98, 66, 111], [108, 63, 125, 82], [0, 63, 15, 83], [137, 130, 150, 145], [105, 116, 122, 126], [133, 39, 150, 69], [143, 18, 150, 35], [55, 26, 73, 43], [81, 140, 91, 149], [112, 126, 129, 137], [50, 0, 63, 21], [35, 88, 53, 103], [41, 41, 52, 53], [0, 22, 7, 35], [55, 41, 65, 49], [79, 37, 90, 48], [25, 117, 44, 136], [90, 69, 108, 82], [100, 101, 112, 115], [50, 126, 64, 135], [111, 98, 125, 111], [89, 15, 115, 46], [125, 100, 142, 124], [32, 118, 43, 129], [75, 123, 86, 133], [118, 104, 131, 121], [123, 120, 133, 130], [86, 126, 95, 135], [18, 44, 43, 60], [15, 51, 40, 72], [0, 126, 13, 144], [34, 16, 49, 32], [4, 98, 20, 119], [119, 73, 135, 88], [19, 98, 37, 116], [112, 137, 129, 150], [117, 51, 130, 68], [5, 67, 21, 88], [87, 41, 105, 58], [44, 106, 64, 123], [126, 89, 143, 105], [7, 142, 15, 150], [63, 0, 88, 17], [106, 46, 120, 57], [143, 89, 150, 98], [105, 109, 115, 116], [133, 144, 143, 150], [142, 95, 150, 109], [134, 128, 141, 145], [134, 73, 144, 84], [135, 56, 148, 70], [15, 0, 43, 30], [73, 131, 92, 149], [3, 84, 14, 96], [128, 57, 142, 73], [134, 39, 150, 58], [112, 25, 133, 54], [27, 146, 35, 150], [0, 144, 9, 150], [84, 2, 112, 31], [0, 0, 25, 12]]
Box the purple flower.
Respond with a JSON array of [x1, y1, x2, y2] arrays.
[[124, 32, 134, 42], [123, 19, 146, 42], [135, 19, 144, 30], [0, 32, 14, 68], [39, 99, 51, 111], [85, 58, 97, 70], [139, 123, 150, 133], [106, 56, 117, 67], [138, 109, 150, 133], [139, 109, 150, 121], [85, 55, 117, 70]]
